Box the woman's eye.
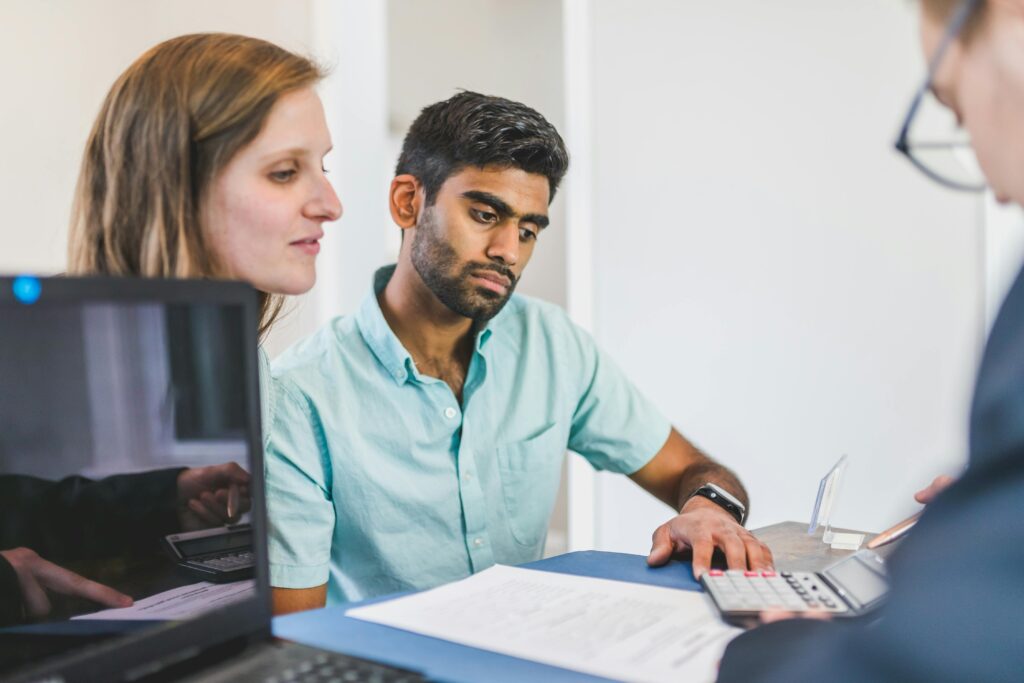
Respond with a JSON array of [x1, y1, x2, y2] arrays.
[[269, 169, 297, 183]]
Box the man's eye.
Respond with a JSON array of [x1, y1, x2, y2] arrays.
[[519, 228, 538, 242], [471, 208, 498, 224], [269, 169, 297, 183]]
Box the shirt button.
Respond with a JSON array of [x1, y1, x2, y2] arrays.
[[444, 407, 458, 419], [473, 538, 483, 547]]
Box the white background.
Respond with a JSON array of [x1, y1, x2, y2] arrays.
[[2, 0, 1023, 555]]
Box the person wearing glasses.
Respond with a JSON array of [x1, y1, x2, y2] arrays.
[[718, 1, 1023, 681]]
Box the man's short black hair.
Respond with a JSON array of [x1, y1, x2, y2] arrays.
[[395, 91, 569, 205]]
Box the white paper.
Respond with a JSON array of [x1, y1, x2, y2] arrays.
[[72, 580, 255, 621], [347, 565, 740, 683]]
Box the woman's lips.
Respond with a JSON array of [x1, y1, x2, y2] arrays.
[[290, 237, 322, 255]]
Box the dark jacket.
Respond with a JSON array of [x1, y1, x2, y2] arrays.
[[718, 265, 1024, 683], [0, 468, 183, 626]]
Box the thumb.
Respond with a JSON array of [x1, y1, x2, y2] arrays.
[[647, 526, 674, 566], [914, 474, 955, 504]]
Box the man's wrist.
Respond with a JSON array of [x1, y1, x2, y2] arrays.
[[683, 483, 746, 525]]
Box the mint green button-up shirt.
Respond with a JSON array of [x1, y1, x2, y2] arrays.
[[265, 267, 670, 604]]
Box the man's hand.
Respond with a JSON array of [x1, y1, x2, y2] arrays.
[[0, 548, 132, 619], [647, 496, 773, 578], [914, 474, 956, 505], [176, 462, 252, 531]]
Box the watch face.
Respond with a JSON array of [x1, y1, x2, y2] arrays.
[[701, 484, 745, 524]]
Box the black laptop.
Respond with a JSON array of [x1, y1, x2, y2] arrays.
[[0, 276, 424, 683]]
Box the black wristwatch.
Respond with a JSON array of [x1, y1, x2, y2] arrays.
[[687, 483, 746, 525]]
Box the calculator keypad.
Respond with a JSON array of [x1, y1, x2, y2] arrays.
[[194, 551, 254, 571], [703, 570, 849, 615]]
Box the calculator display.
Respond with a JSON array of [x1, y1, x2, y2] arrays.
[[822, 552, 888, 610], [177, 529, 252, 559]]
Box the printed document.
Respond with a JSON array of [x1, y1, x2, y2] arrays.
[[72, 580, 255, 620], [347, 565, 740, 683]]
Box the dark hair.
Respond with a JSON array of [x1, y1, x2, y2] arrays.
[[395, 91, 569, 205]]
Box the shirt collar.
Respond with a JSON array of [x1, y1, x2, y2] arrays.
[[355, 265, 504, 385], [356, 266, 415, 385]]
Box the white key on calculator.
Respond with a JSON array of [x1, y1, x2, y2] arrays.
[[700, 550, 889, 626], [703, 570, 848, 615]]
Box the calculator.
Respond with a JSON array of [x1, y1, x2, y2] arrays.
[[163, 524, 255, 583], [700, 549, 888, 627]]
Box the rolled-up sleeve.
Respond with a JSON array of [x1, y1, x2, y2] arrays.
[[264, 379, 335, 589]]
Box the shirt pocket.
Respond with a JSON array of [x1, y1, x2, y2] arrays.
[[496, 422, 565, 548]]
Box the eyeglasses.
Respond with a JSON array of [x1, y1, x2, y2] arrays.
[[894, 0, 986, 193]]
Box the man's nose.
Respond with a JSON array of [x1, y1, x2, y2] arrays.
[[485, 222, 519, 266]]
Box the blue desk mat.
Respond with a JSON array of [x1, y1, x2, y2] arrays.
[[273, 551, 700, 683]]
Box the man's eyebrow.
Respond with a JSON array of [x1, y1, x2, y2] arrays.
[[462, 190, 549, 229]]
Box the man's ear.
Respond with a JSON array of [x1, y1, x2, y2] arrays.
[[390, 174, 422, 231]]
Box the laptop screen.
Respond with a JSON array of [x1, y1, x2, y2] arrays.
[[0, 277, 269, 681]]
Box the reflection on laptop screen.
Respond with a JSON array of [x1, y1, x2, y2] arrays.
[[0, 295, 257, 678]]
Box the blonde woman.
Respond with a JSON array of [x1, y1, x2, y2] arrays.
[[64, 34, 341, 615], [67, 32, 342, 429]]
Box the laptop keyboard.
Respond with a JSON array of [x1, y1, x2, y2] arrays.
[[192, 641, 426, 683]]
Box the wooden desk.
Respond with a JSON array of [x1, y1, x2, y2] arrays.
[[752, 521, 883, 573]]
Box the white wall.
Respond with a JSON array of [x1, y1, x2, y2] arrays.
[[574, 0, 983, 552], [1, 1, 1003, 559], [0, 0, 315, 276]]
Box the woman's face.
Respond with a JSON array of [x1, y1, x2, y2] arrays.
[[205, 86, 342, 295], [921, 5, 1024, 204]]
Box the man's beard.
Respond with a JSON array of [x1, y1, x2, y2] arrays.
[[410, 209, 518, 322]]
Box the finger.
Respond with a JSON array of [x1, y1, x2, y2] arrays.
[[759, 610, 797, 624], [690, 535, 714, 579], [227, 483, 240, 521], [761, 609, 831, 624], [188, 498, 224, 527], [914, 479, 939, 504], [647, 525, 675, 567], [202, 490, 230, 520], [914, 474, 955, 504], [35, 560, 132, 608], [761, 541, 775, 570], [742, 536, 771, 571], [17, 570, 52, 618], [721, 535, 747, 570], [223, 462, 251, 485]]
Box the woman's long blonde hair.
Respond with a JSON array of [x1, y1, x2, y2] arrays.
[[67, 33, 323, 335]]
